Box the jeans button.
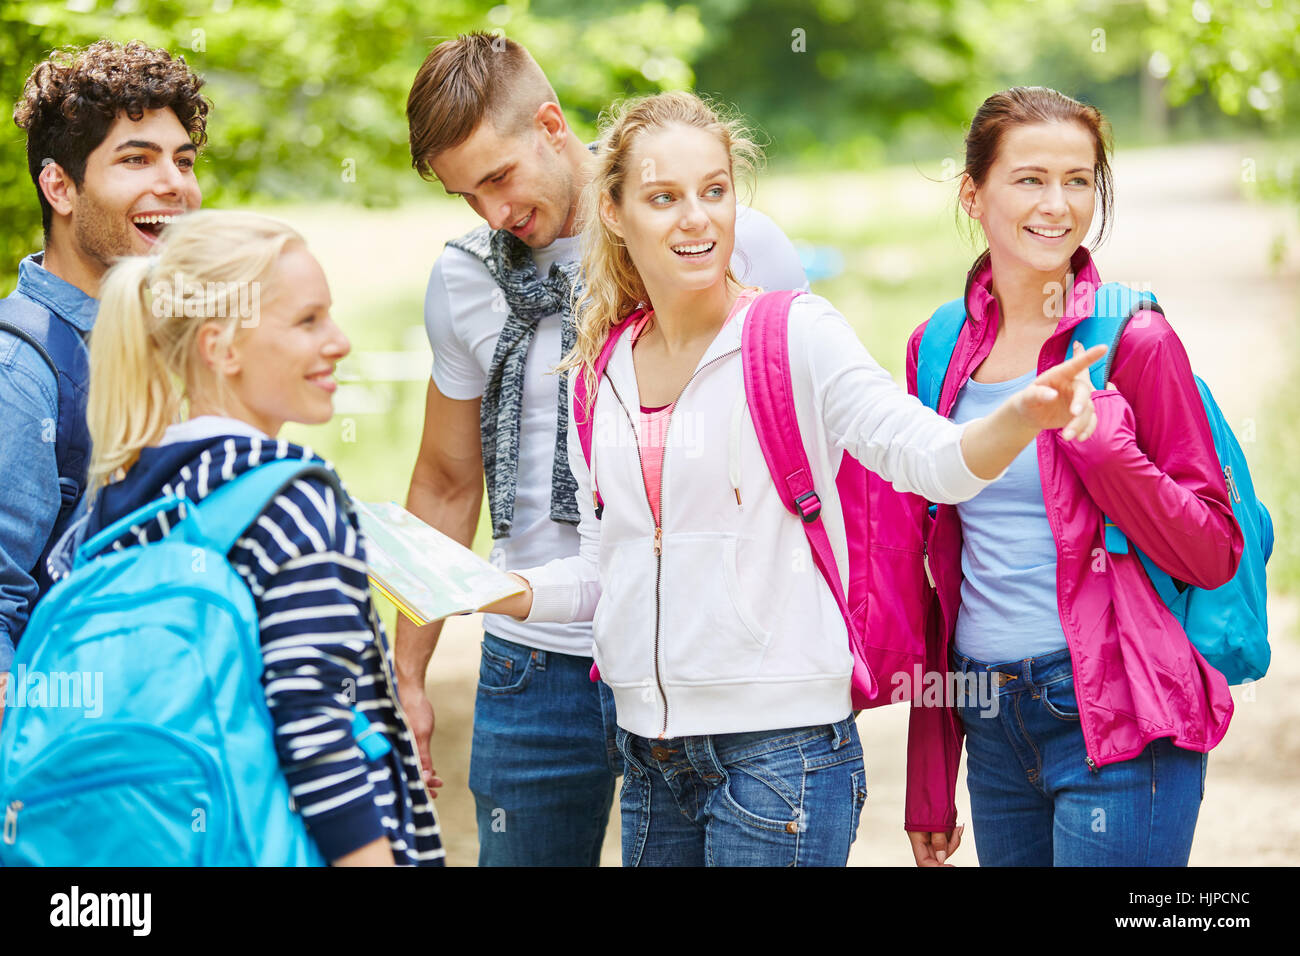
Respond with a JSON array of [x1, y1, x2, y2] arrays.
[[650, 746, 673, 761]]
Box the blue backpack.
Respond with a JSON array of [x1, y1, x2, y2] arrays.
[[917, 282, 1272, 685], [0, 459, 388, 866]]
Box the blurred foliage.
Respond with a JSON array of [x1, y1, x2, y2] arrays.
[[0, 0, 705, 290], [644, 0, 1293, 166], [678, 0, 1159, 164], [1147, 0, 1300, 202], [4, 0, 1297, 281], [1148, 0, 1298, 123]]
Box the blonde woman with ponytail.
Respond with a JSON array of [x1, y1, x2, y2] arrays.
[[482, 91, 1107, 866], [55, 210, 444, 866]]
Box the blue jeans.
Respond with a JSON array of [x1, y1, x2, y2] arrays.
[[468, 632, 621, 866], [954, 646, 1206, 866], [615, 716, 867, 866]]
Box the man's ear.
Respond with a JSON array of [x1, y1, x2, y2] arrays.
[[535, 101, 568, 149], [599, 194, 624, 240], [196, 321, 240, 377], [958, 173, 981, 221], [38, 161, 77, 218]]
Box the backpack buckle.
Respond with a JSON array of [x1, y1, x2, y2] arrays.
[[3, 801, 19, 845], [794, 491, 822, 523]]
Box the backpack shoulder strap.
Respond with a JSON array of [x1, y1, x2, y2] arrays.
[[75, 460, 346, 568], [572, 308, 643, 517], [193, 460, 349, 555], [740, 290, 819, 521], [0, 297, 60, 384], [916, 297, 967, 412], [0, 295, 94, 512], [1071, 283, 1164, 555], [1070, 282, 1162, 389], [741, 289, 875, 699]]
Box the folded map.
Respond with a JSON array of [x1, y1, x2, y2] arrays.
[[354, 500, 523, 626]]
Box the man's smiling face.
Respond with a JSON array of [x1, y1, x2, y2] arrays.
[[430, 113, 577, 248], [66, 106, 202, 266]]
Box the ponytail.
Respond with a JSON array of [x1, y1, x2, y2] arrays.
[[86, 257, 182, 489]]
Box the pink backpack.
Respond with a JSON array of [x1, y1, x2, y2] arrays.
[[573, 290, 932, 709]]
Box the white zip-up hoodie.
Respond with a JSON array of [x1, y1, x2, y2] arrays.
[[518, 293, 996, 739]]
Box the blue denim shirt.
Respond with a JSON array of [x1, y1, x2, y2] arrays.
[[0, 253, 97, 672]]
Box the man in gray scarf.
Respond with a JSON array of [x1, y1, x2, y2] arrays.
[[400, 32, 807, 866]]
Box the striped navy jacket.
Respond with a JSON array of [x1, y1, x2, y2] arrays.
[[52, 431, 443, 866]]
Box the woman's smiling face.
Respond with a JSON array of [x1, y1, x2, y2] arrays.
[[963, 120, 1098, 280], [601, 122, 737, 299], [209, 244, 351, 437]]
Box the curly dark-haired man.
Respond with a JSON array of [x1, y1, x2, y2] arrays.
[[1, 40, 208, 716]]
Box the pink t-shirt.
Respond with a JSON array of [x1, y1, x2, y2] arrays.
[[630, 289, 760, 526]]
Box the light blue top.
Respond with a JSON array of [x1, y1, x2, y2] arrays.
[[949, 369, 1068, 663]]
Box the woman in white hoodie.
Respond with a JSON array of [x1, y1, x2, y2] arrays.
[[483, 91, 1105, 866]]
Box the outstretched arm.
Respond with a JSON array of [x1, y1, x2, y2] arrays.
[[959, 341, 1107, 476], [808, 301, 1105, 502], [494, 372, 603, 623]]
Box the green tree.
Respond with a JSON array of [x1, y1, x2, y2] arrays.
[[1146, 0, 1300, 199], [1, 0, 705, 292]]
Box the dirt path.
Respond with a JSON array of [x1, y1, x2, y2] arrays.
[[421, 142, 1300, 866]]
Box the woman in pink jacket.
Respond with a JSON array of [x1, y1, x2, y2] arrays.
[[904, 87, 1243, 867]]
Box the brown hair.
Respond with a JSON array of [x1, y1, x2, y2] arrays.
[[962, 86, 1114, 266], [407, 32, 559, 180], [13, 39, 209, 236], [558, 90, 762, 407]]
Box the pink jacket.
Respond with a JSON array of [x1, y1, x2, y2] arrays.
[[902, 248, 1243, 833]]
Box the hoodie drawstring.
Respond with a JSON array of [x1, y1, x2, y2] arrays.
[[729, 391, 747, 507]]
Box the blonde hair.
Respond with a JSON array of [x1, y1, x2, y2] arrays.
[[87, 210, 304, 490], [560, 90, 763, 407]]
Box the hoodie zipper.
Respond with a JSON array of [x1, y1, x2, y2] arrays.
[[606, 346, 741, 739], [1026, 332, 1104, 774], [953, 267, 1107, 774]]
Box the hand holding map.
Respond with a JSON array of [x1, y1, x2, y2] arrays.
[[354, 501, 524, 626]]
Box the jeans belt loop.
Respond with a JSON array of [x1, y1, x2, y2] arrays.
[[832, 716, 851, 750], [692, 734, 725, 782], [531, 648, 546, 671]]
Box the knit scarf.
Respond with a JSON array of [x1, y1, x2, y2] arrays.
[[446, 223, 583, 539]]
